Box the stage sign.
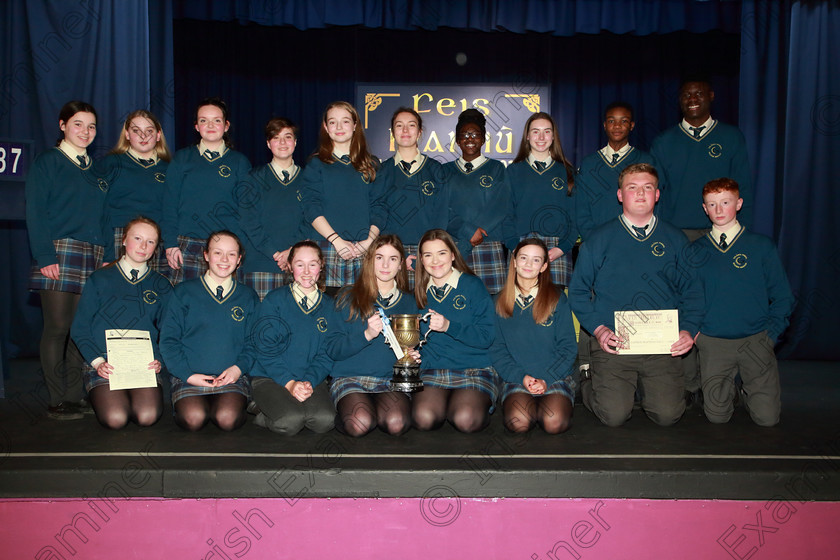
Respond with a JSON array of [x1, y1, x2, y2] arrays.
[[0, 139, 32, 181], [356, 83, 550, 166]]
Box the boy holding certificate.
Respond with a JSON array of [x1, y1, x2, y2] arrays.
[[692, 178, 794, 426], [569, 163, 704, 427]]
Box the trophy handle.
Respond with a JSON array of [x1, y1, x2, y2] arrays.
[[418, 311, 434, 349]]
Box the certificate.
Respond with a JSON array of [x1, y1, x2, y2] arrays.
[[105, 329, 156, 390], [614, 309, 679, 355]]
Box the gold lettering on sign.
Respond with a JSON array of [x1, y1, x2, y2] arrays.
[[364, 93, 400, 128], [413, 93, 433, 114]]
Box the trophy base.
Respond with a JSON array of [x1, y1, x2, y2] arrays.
[[390, 363, 424, 393]]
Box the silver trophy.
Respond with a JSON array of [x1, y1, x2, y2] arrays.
[[379, 309, 433, 392]]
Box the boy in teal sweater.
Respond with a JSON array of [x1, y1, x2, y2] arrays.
[[692, 178, 794, 426]]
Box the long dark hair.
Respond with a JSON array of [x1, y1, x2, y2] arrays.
[[513, 112, 575, 192], [337, 234, 410, 320]]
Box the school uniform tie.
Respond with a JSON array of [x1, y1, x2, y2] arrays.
[[76, 155, 87, 167], [534, 160, 546, 172], [379, 294, 392, 307], [719, 233, 728, 249], [204, 149, 220, 160], [632, 225, 648, 239], [400, 160, 414, 173], [431, 285, 447, 299], [611, 153, 620, 164], [339, 155, 351, 164], [216, 286, 224, 301], [520, 295, 534, 306], [139, 158, 155, 166], [300, 296, 309, 310], [690, 126, 705, 139], [464, 162, 473, 172], [282, 170, 290, 182], [130, 269, 139, 281]]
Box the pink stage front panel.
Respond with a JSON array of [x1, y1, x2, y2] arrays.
[[2, 497, 836, 559]]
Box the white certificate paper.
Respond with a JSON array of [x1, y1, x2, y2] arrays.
[[614, 309, 679, 355], [105, 329, 156, 390]]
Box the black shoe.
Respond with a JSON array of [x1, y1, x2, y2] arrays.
[[75, 398, 95, 415], [684, 390, 704, 410], [47, 402, 84, 420]]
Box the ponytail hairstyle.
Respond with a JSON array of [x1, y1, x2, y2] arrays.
[[337, 234, 409, 320], [288, 240, 326, 292], [195, 97, 233, 148], [317, 101, 377, 182], [56, 100, 98, 146], [496, 238, 559, 325], [110, 109, 172, 161], [204, 230, 245, 271], [414, 229, 474, 308], [513, 112, 575, 193]]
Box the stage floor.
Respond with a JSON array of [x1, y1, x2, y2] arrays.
[[1, 359, 839, 501]]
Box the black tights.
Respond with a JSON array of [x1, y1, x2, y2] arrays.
[[336, 392, 411, 437], [412, 387, 491, 433], [39, 290, 83, 406], [503, 393, 573, 434], [174, 393, 247, 431], [89, 385, 163, 429]]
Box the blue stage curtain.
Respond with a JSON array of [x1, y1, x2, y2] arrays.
[[744, 0, 840, 359], [0, 0, 174, 361], [173, 0, 742, 35]]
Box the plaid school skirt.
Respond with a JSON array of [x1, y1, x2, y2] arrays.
[[29, 238, 104, 294], [318, 239, 363, 288], [422, 367, 500, 410], [466, 240, 506, 294], [499, 376, 577, 403], [83, 363, 164, 392], [111, 227, 169, 274], [168, 235, 207, 285], [405, 243, 419, 290], [170, 374, 251, 404], [240, 270, 292, 301], [525, 232, 573, 287], [330, 375, 394, 406]]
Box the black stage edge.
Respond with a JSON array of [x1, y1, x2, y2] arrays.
[[1, 359, 839, 501]]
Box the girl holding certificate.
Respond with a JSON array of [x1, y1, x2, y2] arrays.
[[327, 234, 418, 437], [491, 238, 576, 434], [159, 230, 258, 431], [412, 229, 498, 433], [71, 217, 172, 429]]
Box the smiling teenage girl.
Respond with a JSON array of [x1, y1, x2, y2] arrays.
[[26, 100, 108, 419], [159, 231, 258, 431]]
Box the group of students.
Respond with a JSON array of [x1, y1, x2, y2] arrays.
[[25, 77, 793, 435]]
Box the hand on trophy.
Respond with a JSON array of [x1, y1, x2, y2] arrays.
[[365, 312, 384, 341], [426, 309, 450, 333], [406, 348, 421, 364]]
